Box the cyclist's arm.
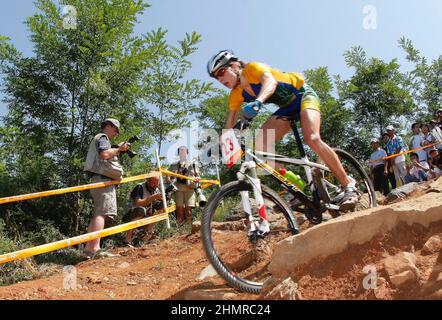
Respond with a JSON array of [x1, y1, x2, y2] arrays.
[[255, 71, 277, 103], [225, 110, 239, 129]]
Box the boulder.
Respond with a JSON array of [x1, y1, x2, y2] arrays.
[[261, 277, 302, 300], [384, 252, 419, 288], [385, 183, 419, 204], [421, 235, 442, 255], [197, 264, 218, 281]]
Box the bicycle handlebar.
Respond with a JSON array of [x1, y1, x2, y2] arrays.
[[233, 119, 250, 131]]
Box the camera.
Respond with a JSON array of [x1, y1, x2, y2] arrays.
[[151, 183, 177, 211], [165, 183, 178, 199], [113, 135, 140, 159], [194, 186, 207, 207]]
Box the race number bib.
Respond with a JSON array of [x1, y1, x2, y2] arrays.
[[220, 129, 242, 169]]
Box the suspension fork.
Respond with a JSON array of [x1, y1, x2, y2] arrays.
[[237, 161, 268, 227]]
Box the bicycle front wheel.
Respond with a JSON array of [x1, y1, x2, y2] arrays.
[[201, 180, 298, 294]]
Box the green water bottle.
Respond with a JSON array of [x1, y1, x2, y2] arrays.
[[279, 168, 306, 190]]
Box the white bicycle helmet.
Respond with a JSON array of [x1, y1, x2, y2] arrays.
[[207, 50, 238, 77]]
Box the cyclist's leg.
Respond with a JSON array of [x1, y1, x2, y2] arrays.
[[299, 108, 351, 187], [254, 117, 291, 173], [255, 116, 291, 155], [297, 85, 353, 188]]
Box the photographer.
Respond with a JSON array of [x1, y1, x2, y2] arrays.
[[83, 118, 130, 258], [122, 176, 167, 247], [169, 146, 201, 227]]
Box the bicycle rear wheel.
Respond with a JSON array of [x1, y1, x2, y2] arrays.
[[201, 180, 298, 294], [325, 148, 376, 212]]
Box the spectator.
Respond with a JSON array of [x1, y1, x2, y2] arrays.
[[169, 146, 200, 227], [122, 176, 163, 247], [385, 125, 407, 187], [369, 138, 389, 196], [83, 118, 129, 258], [408, 123, 427, 164], [429, 118, 442, 151], [421, 123, 436, 157], [437, 109, 442, 130], [404, 153, 431, 183], [429, 148, 442, 178], [382, 132, 396, 190]]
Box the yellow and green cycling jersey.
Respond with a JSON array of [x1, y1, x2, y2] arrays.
[[229, 62, 320, 118]]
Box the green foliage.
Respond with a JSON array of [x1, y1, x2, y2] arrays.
[[339, 46, 416, 138], [399, 37, 442, 119], [0, 219, 39, 286], [0, 0, 210, 239], [141, 30, 214, 152], [197, 90, 230, 131], [0, 0, 212, 286]]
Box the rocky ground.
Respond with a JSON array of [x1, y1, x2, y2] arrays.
[[0, 180, 441, 300]]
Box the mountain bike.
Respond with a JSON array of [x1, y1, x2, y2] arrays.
[[201, 116, 376, 294]]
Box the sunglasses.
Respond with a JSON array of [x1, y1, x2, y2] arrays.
[[214, 66, 229, 79]]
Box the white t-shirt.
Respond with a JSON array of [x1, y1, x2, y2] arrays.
[[370, 148, 387, 167], [409, 161, 429, 179], [409, 134, 427, 162]]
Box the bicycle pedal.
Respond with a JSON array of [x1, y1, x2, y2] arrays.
[[325, 203, 340, 210]]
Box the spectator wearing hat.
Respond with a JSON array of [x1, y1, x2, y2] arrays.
[[83, 118, 130, 258], [385, 125, 407, 187], [369, 138, 389, 196], [382, 132, 396, 190], [408, 123, 428, 164], [421, 123, 436, 157]]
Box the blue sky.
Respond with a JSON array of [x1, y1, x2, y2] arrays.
[[1, 0, 442, 159]]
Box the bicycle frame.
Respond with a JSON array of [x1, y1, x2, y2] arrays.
[[234, 118, 341, 224]]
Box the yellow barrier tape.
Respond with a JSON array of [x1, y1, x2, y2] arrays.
[[0, 172, 161, 206], [369, 142, 439, 164], [160, 168, 220, 185], [0, 170, 219, 206], [0, 205, 176, 265]]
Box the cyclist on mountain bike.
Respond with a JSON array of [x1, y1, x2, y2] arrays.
[[207, 50, 359, 210]]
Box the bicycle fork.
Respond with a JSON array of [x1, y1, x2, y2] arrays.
[[237, 161, 270, 241]]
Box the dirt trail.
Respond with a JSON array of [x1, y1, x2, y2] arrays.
[[0, 185, 441, 300], [0, 233, 255, 300]]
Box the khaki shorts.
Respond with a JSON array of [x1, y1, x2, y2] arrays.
[[174, 190, 196, 207], [90, 176, 117, 219]]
